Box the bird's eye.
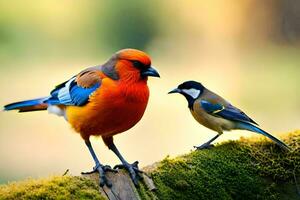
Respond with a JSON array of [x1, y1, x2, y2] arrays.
[[132, 60, 144, 69]]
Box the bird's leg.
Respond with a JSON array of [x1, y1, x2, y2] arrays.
[[104, 137, 143, 186], [81, 140, 116, 187], [194, 134, 221, 150]]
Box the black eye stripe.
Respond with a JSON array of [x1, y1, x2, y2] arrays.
[[130, 60, 150, 69], [132, 60, 144, 68]]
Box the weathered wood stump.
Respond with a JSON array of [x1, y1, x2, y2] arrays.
[[82, 170, 156, 200]]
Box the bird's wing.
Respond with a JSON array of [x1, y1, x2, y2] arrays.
[[46, 69, 102, 106], [200, 100, 258, 125]]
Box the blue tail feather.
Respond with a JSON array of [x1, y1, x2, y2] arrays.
[[4, 97, 49, 112], [237, 122, 290, 151]]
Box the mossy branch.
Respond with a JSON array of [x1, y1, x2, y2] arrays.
[[0, 130, 299, 200]]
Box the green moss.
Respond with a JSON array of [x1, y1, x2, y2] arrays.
[[242, 130, 300, 182], [137, 180, 158, 200], [138, 130, 300, 200], [0, 176, 105, 200]]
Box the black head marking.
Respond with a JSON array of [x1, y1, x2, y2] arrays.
[[178, 81, 204, 91], [177, 81, 205, 110]]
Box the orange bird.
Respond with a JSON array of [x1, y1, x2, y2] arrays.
[[4, 49, 160, 187]]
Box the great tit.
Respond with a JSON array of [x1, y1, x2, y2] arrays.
[[169, 80, 290, 151]]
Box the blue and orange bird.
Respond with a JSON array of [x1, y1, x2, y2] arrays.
[[168, 81, 290, 151], [4, 49, 160, 187]]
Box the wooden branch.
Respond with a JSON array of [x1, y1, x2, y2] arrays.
[[82, 170, 156, 200]]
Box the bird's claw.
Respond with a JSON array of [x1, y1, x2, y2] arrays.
[[81, 164, 116, 187], [101, 165, 118, 173], [194, 143, 214, 150], [114, 161, 144, 186]]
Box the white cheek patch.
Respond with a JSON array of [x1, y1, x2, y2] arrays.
[[182, 89, 201, 99]]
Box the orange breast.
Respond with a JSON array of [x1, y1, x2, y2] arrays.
[[66, 78, 149, 140]]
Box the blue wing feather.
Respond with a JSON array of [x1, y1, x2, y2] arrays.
[[200, 100, 258, 125], [201, 100, 223, 113], [46, 77, 100, 106], [4, 74, 101, 111], [69, 81, 100, 106]]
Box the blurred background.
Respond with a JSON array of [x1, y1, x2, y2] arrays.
[[0, 0, 299, 184]]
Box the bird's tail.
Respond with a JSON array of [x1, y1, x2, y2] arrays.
[[3, 97, 49, 112], [236, 122, 291, 151]]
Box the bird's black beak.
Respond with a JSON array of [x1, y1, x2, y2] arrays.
[[141, 66, 160, 78], [168, 88, 181, 94]]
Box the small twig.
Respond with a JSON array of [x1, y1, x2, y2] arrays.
[[62, 169, 69, 176]]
